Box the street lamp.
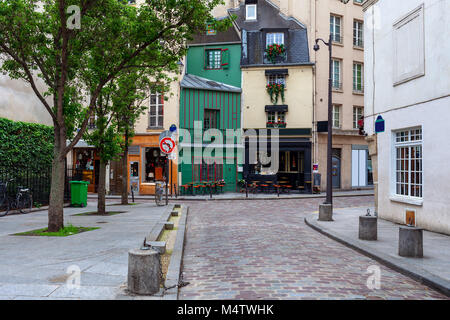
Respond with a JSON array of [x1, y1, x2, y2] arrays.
[[314, 34, 334, 221]]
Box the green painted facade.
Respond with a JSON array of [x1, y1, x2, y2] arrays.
[[186, 44, 242, 88], [179, 43, 242, 193]]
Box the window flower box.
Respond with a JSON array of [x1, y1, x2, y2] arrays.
[[266, 83, 285, 105], [277, 122, 286, 128], [266, 122, 275, 128], [265, 44, 286, 64]]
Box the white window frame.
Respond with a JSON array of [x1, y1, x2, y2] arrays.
[[353, 20, 363, 47], [332, 104, 341, 129], [266, 33, 284, 46], [353, 106, 364, 129], [267, 74, 286, 87], [330, 15, 342, 43], [353, 62, 364, 93], [246, 4, 257, 21], [332, 59, 342, 90], [390, 127, 423, 205], [149, 92, 164, 128]]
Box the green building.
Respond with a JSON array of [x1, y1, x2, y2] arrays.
[[179, 27, 242, 193]]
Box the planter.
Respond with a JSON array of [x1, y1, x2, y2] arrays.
[[277, 123, 286, 128]]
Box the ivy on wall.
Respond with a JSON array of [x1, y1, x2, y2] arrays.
[[0, 118, 54, 169]]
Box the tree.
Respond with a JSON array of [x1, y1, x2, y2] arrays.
[[0, 0, 229, 231]]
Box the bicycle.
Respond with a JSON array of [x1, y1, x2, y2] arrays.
[[0, 179, 33, 217], [155, 180, 166, 207]]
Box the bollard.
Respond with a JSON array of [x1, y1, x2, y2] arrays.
[[399, 226, 423, 258], [127, 248, 161, 295], [318, 203, 333, 221], [359, 215, 378, 240]]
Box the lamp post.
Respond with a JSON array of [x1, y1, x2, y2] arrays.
[[314, 34, 334, 221]]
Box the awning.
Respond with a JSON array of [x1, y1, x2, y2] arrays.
[[265, 105, 288, 113], [265, 69, 289, 76]]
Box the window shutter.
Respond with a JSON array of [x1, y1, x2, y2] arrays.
[[221, 48, 229, 69]]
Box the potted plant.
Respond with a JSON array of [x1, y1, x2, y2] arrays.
[[277, 121, 287, 128], [265, 44, 286, 64], [266, 83, 285, 105], [266, 121, 275, 128]]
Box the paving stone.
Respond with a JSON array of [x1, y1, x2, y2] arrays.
[[178, 197, 448, 300]]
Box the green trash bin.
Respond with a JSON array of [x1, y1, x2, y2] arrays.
[[69, 181, 90, 207]]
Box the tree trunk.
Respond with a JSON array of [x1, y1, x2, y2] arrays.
[[48, 126, 66, 232], [121, 128, 129, 205], [97, 160, 107, 215]]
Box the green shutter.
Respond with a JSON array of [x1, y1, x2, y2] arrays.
[[221, 48, 229, 69]]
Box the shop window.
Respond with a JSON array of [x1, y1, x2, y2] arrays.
[[144, 147, 167, 183], [279, 151, 304, 173]]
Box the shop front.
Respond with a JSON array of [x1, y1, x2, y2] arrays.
[[127, 135, 177, 195], [72, 147, 99, 193], [243, 130, 312, 193]]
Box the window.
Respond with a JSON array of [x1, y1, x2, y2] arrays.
[[88, 114, 96, 129], [353, 106, 364, 129], [332, 59, 342, 90], [279, 151, 305, 173], [205, 49, 222, 69], [246, 4, 257, 20], [395, 128, 423, 198], [266, 33, 284, 46], [354, 0, 363, 4], [267, 112, 285, 127], [353, 62, 364, 93], [267, 74, 286, 87], [149, 92, 164, 128], [204, 109, 219, 129], [193, 162, 223, 182], [330, 15, 342, 43], [353, 20, 363, 47], [393, 4, 425, 85], [332, 105, 341, 129], [144, 148, 166, 183]]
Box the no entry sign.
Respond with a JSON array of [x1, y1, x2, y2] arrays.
[[160, 137, 175, 154]]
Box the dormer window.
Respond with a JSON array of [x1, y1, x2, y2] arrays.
[[266, 33, 284, 46], [246, 4, 257, 20]]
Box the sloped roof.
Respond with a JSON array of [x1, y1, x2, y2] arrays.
[[180, 74, 242, 93]]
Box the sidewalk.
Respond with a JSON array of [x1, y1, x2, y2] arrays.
[[305, 207, 450, 296], [90, 189, 374, 201], [0, 201, 168, 300]]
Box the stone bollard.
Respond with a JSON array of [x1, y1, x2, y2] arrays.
[[398, 226, 423, 258], [318, 204, 333, 221], [127, 248, 161, 295], [359, 215, 378, 240]]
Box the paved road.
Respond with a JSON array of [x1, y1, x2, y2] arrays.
[[179, 197, 447, 300]]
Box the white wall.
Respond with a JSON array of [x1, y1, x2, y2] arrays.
[[364, 0, 450, 234]]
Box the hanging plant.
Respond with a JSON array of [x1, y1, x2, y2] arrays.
[[266, 83, 285, 104], [265, 44, 286, 63]]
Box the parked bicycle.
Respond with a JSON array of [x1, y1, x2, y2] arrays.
[[0, 179, 33, 217], [155, 180, 166, 207]]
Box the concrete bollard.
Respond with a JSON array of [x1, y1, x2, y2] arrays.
[[127, 248, 161, 295], [318, 204, 333, 221], [359, 216, 378, 240], [398, 226, 423, 258]]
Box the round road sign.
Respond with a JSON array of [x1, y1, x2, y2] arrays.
[[160, 137, 176, 154]]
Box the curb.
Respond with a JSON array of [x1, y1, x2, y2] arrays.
[[304, 213, 450, 297], [163, 205, 188, 300], [89, 192, 374, 202]]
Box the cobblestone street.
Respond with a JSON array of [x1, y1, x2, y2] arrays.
[[179, 197, 447, 300]]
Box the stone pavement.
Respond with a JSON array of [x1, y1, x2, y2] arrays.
[[178, 197, 448, 300], [306, 206, 450, 294], [0, 200, 166, 300]]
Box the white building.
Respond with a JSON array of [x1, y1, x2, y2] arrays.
[[363, 0, 450, 234]]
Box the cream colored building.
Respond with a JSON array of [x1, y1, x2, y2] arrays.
[[214, 0, 369, 190]]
